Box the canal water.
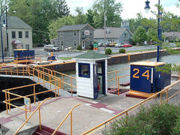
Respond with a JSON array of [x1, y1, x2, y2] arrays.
[[61, 54, 180, 90]]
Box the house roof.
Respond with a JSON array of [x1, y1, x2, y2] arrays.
[[75, 51, 108, 60], [58, 24, 94, 32], [7, 16, 32, 29], [94, 27, 132, 39], [164, 32, 180, 39]]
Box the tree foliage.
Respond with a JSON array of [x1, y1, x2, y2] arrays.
[[132, 26, 147, 44]]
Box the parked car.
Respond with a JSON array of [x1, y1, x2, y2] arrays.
[[115, 43, 123, 48], [109, 42, 117, 47], [44, 44, 59, 51], [123, 44, 133, 47]]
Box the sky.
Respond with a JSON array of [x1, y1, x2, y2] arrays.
[[66, 0, 180, 19]]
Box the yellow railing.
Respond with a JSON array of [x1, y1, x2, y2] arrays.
[[14, 56, 42, 64], [107, 68, 130, 95], [14, 98, 51, 135], [35, 66, 76, 92], [82, 79, 180, 135], [52, 104, 80, 135]]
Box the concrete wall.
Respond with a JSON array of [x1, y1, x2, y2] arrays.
[[43, 49, 180, 72]]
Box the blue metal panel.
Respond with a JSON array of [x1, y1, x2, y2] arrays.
[[93, 64, 98, 99], [130, 65, 152, 93]]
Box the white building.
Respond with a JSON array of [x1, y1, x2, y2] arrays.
[[0, 16, 33, 57], [75, 51, 108, 99]]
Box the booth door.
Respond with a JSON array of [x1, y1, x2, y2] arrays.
[[93, 64, 98, 99]]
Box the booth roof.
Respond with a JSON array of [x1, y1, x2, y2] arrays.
[[75, 51, 108, 60]]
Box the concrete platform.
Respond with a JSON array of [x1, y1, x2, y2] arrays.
[[0, 91, 143, 135]]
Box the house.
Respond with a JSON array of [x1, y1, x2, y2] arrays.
[[94, 27, 132, 45], [0, 16, 33, 57], [57, 24, 94, 50], [164, 32, 180, 42]]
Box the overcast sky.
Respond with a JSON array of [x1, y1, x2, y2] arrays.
[[66, 0, 180, 19]]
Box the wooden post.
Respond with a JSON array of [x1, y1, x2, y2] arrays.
[[128, 55, 131, 62], [160, 93, 162, 104], [25, 105, 27, 120], [71, 78, 73, 96], [71, 112, 73, 135], [33, 85, 36, 104], [39, 104, 42, 130], [166, 89, 168, 103], [8, 91, 11, 111], [5, 92, 8, 114]]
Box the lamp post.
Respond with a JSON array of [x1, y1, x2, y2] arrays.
[[145, 0, 162, 62], [0, 4, 5, 63]]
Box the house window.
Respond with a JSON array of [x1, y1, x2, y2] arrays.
[[82, 31, 84, 36], [74, 31, 76, 36], [90, 32, 92, 36], [78, 63, 90, 78], [12, 31, 16, 38], [26, 44, 30, 49], [74, 40, 77, 46], [19, 31, 22, 38], [60, 32, 63, 37], [25, 31, 29, 38], [61, 41, 63, 46]]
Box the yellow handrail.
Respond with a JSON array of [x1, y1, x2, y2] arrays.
[[82, 80, 180, 135], [52, 104, 80, 135], [14, 97, 52, 135]]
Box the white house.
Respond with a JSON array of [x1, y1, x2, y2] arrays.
[[0, 16, 33, 57]]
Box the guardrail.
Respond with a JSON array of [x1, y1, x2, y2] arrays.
[[14, 98, 51, 135], [52, 104, 80, 135], [107, 68, 130, 95], [35, 66, 76, 93], [82, 79, 180, 135]]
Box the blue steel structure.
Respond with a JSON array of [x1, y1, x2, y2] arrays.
[[130, 62, 171, 93], [145, 0, 162, 62], [14, 49, 35, 62]]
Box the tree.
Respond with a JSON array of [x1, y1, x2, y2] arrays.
[[132, 26, 147, 45], [147, 28, 158, 44], [48, 16, 75, 39], [74, 7, 87, 24], [92, 0, 122, 28]]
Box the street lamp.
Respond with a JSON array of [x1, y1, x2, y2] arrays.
[[145, 0, 162, 62]]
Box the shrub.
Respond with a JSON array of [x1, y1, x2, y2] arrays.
[[173, 116, 180, 135], [119, 49, 126, 53], [106, 104, 180, 135], [105, 48, 112, 55], [77, 45, 82, 50]]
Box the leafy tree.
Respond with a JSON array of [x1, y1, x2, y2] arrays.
[[74, 7, 87, 24], [86, 9, 95, 27], [132, 26, 147, 45], [147, 28, 158, 43], [48, 16, 75, 39], [92, 0, 122, 28]]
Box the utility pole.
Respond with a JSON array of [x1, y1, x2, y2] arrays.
[[104, 0, 106, 50], [0, 1, 5, 62]]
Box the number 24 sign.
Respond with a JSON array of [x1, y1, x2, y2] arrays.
[[132, 68, 150, 80]]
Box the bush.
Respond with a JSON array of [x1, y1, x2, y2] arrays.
[[119, 49, 126, 53], [173, 116, 180, 135], [77, 45, 82, 50], [105, 48, 112, 55], [106, 104, 180, 135]]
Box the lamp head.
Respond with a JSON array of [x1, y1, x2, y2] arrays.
[[144, 0, 150, 13]]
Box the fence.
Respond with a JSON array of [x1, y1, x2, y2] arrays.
[[82, 79, 180, 135]]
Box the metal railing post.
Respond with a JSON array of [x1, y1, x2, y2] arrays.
[[71, 112, 73, 135]]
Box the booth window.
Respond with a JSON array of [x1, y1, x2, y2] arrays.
[[78, 63, 90, 78]]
